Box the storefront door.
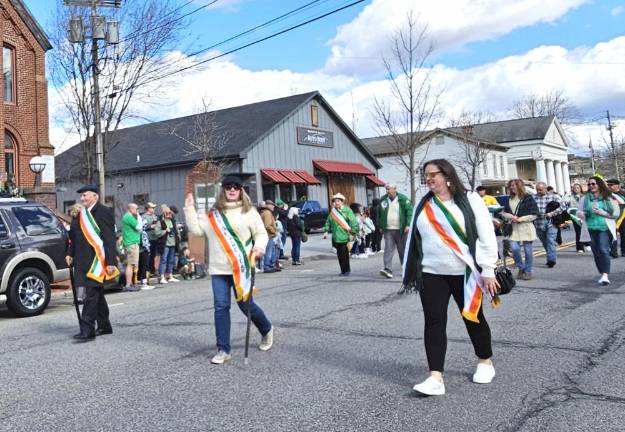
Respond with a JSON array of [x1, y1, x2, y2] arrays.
[[327, 176, 355, 206]]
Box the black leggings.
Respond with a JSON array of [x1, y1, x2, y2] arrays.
[[420, 273, 493, 372], [335, 242, 350, 274]]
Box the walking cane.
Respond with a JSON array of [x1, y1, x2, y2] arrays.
[[69, 266, 83, 330], [244, 254, 256, 365]]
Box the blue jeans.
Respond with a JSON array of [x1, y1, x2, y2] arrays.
[[211, 275, 272, 353], [510, 240, 534, 273], [159, 245, 176, 275], [536, 224, 557, 262], [589, 229, 612, 274], [291, 236, 301, 262], [263, 238, 277, 271]]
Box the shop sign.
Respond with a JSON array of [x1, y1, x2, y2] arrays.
[[297, 127, 334, 148]]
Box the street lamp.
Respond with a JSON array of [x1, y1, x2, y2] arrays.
[[29, 156, 47, 188]]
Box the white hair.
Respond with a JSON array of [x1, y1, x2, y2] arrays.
[[385, 183, 397, 189]]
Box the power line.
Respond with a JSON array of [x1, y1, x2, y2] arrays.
[[112, 0, 367, 96]]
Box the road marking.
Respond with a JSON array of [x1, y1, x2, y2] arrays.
[[498, 241, 576, 265], [109, 303, 125, 307]]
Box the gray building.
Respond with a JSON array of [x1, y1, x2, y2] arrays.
[[55, 91, 384, 219]]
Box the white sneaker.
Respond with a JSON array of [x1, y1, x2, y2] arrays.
[[598, 274, 610, 286], [159, 277, 168, 284], [473, 363, 496, 384], [168, 276, 180, 282], [413, 376, 445, 396], [584, 246, 592, 252], [577, 250, 584, 254], [210, 350, 232, 365], [259, 327, 273, 351], [140, 284, 155, 290]]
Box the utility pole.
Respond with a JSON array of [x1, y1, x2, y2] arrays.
[[65, 0, 121, 201], [607, 110, 619, 180]]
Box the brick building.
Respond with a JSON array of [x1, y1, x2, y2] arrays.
[[0, 0, 54, 207]]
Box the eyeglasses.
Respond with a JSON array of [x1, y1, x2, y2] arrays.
[[587, 182, 597, 186], [424, 171, 441, 180], [224, 184, 242, 191]]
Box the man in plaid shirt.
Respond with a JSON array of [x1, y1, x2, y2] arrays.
[[534, 181, 564, 267]]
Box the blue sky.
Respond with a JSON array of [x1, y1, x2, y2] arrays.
[[22, 0, 625, 150]]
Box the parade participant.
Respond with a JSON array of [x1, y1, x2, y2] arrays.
[[323, 193, 359, 276], [579, 176, 620, 286], [606, 179, 625, 257], [569, 183, 591, 253], [501, 179, 539, 280], [377, 183, 413, 278], [184, 175, 272, 364], [402, 159, 499, 396], [534, 182, 563, 268], [65, 184, 119, 342]]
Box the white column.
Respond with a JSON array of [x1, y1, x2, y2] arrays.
[[546, 159, 556, 188], [535, 159, 547, 183], [554, 161, 564, 194], [562, 162, 571, 193]]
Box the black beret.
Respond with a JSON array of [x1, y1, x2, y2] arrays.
[[77, 183, 98, 194], [606, 178, 620, 185], [221, 175, 244, 187]]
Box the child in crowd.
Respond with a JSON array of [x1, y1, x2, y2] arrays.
[[363, 207, 376, 255], [178, 247, 196, 280]]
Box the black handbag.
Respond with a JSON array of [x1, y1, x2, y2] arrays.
[[494, 265, 515, 295], [501, 222, 513, 237]]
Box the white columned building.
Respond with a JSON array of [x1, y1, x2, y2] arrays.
[[554, 161, 564, 193], [546, 160, 556, 187], [562, 162, 571, 193], [535, 158, 547, 183]]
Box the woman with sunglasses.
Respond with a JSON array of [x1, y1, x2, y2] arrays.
[[402, 159, 499, 396], [184, 175, 273, 364], [579, 176, 620, 286]]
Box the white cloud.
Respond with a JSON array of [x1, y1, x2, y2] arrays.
[[611, 5, 625, 16], [324, 0, 588, 75]]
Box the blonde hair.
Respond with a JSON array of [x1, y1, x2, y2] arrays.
[[69, 203, 83, 218], [213, 187, 253, 213], [508, 179, 527, 198]]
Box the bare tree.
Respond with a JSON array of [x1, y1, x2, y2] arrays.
[[510, 90, 578, 124], [169, 99, 229, 212], [372, 12, 442, 203], [49, 0, 189, 182], [447, 111, 498, 190]]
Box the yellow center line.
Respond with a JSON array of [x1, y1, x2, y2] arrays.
[[498, 241, 576, 265]]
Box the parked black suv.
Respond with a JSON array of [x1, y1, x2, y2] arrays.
[[292, 200, 329, 233], [0, 199, 69, 317]]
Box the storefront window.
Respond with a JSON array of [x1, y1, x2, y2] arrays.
[[279, 184, 293, 203], [262, 183, 276, 202], [3, 46, 15, 103], [194, 183, 217, 210], [295, 184, 308, 201]]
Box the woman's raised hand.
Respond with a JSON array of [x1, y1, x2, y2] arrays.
[[185, 193, 195, 208]]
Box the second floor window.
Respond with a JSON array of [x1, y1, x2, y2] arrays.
[[3, 46, 15, 103]]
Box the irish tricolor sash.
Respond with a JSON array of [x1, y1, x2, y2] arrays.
[[330, 207, 351, 232], [424, 196, 488, 323], [78, 208, 119, 283], [208, 210, 255, 302]]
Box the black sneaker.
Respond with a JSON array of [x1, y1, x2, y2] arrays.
[[379, 268, 393, 279], [546, 261, 556, 268]]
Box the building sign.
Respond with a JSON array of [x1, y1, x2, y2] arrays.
[[297, 127, 334, 148]]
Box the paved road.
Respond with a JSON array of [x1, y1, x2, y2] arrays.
[[1, 230, 625, 431]]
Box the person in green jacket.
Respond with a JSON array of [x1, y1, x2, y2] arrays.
[[323, 193, 359, 276], [377, 183, 413, 278], [121, 203, 141, 292]]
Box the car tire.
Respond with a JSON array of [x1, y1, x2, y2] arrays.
[[6, 267, 51, 317]]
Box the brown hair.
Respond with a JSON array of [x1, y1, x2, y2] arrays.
[[213, 187, 253, 213], [589, 176, 611, 200], [422, 159, 467, 197], [507, 179, 528, 199]]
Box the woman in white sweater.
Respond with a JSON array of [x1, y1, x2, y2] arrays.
[[402, 159, 499, 396], [184, 175, 273, 365]]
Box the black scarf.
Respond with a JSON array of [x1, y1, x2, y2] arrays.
[[400, 191, 479, 293], [504, 195, 539, 217]]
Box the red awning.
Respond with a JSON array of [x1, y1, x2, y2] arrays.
[[313, 160, 374, 176], [294, 170, 321, 185], [280, 170, 307, 184], [366, 175, 386, 186], [261, 169, 290, 183]]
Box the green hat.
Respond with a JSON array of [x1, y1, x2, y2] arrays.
[[276, 199, 285, 206]]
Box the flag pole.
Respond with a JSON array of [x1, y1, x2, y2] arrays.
[[244, 253, 256, 365], [69, 266, 83, 330]]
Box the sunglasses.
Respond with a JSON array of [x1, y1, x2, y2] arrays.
[[424, 171, 441, 180], [587, 182, 597, 186], [224, 184, 242, 191]]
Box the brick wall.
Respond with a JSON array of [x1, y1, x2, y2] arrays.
[[184, 161, 221, 195], [0, 1, 54, 196]]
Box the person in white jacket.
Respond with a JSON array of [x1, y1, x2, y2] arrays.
[[184, 175, 273, 365]]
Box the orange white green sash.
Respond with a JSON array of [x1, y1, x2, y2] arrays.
[[78, 208, 119, 283], [208, 210, 255, 301], [330, 207, 351, 232], [424, 196, 486, 323]]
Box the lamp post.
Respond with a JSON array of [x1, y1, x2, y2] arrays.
[[29, 156, 47, 189], [65, 0, 121, 200]]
